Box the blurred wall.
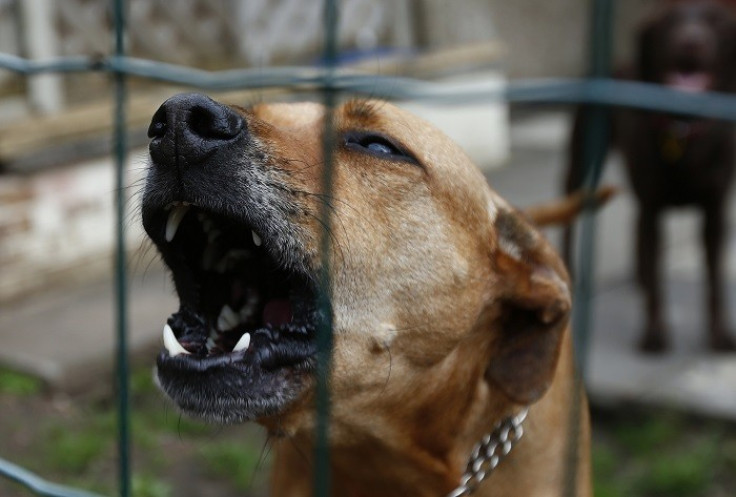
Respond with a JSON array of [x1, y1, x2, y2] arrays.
[[421, 0, 660, 78]]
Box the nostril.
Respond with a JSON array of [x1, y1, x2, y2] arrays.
[[188, 103, 244, 140], [148, 93, 246, 169], [148, 106, 168, 139], [148, 120, 166, 139]]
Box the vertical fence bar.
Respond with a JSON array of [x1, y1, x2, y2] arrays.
[[572, 0, 613, 374], [565, 1, 613, 495], [313, 0, 339, 495], [111, 1, 131, 497]]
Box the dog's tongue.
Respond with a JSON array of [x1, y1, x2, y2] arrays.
[[263, 299, 293, 327], [665, 72, 712, 92]]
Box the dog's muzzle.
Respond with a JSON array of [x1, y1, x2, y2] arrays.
[[141, 94, 320, 423]]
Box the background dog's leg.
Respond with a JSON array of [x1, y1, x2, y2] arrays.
[[637, 206, 668, 353], [703, 200, 736, 351]]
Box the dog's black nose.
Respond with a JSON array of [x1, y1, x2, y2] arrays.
[[148, 93, 245, 167]]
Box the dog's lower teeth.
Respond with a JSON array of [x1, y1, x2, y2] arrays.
[[217, 305, 240, 331], [233, 333, 251, 352], [163, 323, 191, 356]]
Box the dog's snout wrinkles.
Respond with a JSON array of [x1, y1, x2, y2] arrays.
[[148, 92, 245, 168]]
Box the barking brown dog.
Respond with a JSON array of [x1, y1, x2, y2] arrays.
[[142, 94, 591, 496]]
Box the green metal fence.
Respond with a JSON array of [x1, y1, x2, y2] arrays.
[[2, 0, 736, 496]]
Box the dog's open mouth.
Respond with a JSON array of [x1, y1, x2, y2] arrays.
[[145, 201, 320, 423], [665, 70, 712, 92]]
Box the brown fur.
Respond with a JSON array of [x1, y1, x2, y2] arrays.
[[147, 96, 591, 496]]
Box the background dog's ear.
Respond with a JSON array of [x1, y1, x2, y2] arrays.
[[636, 14, 660, 83], [484, 209, 572, 405]]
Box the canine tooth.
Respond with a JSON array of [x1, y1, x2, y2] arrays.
[[217, 305, 239, 331], [232, 333, 251, 352], [252, 230, 262, 247], [206, 337, 216, 351], [163, 324, 191, 356], [165, 204, 190, 242]]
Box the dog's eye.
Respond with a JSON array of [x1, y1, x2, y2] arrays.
[[366, 140, 395, 155], [343, 132, 417, 164]]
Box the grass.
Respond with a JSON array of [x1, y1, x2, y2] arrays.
[[0, 366, 269, 497], [0, 368, 43, 396], [44, 425, 109, 474], [2, 366, 735, 496], [199, 441, 270, 492], [132, 474, 172, 497], [592, 406, 736, 497]]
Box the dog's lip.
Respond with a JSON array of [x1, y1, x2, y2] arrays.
[[163, 201, 264, 247], [155, 309, 318, 423], [158, 321, 316, 370], [159, 343, 249, 370]]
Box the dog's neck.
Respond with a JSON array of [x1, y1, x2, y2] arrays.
[[269, 408, 529, 497]]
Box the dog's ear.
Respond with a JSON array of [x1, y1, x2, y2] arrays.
[[718, 6, 736, 92], [484, 208, 572, 405]]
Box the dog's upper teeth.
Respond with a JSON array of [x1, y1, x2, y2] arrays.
[[163, 323, 191, 356], [252, 230, 262, 247], [165, 204, 190, 242], [217, 304, 240, 331], [232, 332, 251, 352], [213, 248, 251, 273]]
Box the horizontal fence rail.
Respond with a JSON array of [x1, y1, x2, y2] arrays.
[[5, 53, 736, 117], [0, 458, 106, 497]]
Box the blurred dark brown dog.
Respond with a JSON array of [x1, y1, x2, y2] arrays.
[[567, 0, 736, 353]]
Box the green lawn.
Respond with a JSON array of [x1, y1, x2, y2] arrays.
[[1, 367, 735, 497]]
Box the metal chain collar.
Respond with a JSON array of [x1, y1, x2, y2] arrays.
[[447, 408, 529, 497]]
